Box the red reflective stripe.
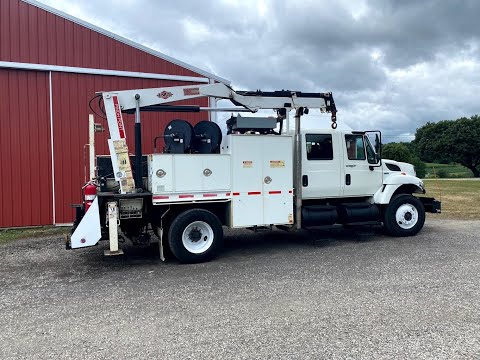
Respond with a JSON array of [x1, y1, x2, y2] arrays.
[[288, 190, 293, 194], [268, 191, 281, 194], [112, 96, 126, 138], [226, 193, 231, 196], [153, 195, 169, 200], [248, 191, 261, 195], [232, 192, 240, 196], [179, 194, 194, 199], [203, 193, 218, 197]]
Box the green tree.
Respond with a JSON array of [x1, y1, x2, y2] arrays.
[[382, 142, 426, 178], [414, 120, 452, 164], [415, 115, 480, 177], [382, 143, 411, 163], [409, 157, 427, 178]]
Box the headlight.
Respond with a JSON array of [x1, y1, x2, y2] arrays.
[[418, 181, 425, 193]]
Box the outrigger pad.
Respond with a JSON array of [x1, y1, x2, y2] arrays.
[[70, 197, 101, 249]]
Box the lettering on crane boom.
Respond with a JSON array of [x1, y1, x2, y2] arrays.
[[112, 96, 125, 138], [184, 87, 200, 96]]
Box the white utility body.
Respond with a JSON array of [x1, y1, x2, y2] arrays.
[[68, 83, 440, 263], [148, 134, 293, 227]]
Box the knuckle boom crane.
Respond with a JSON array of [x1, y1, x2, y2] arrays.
[[67, 82, 439, 264]]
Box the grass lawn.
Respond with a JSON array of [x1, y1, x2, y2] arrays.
[[425, 162, 474, 178], [423, 179, 480, 219], [0, 226, 69, 244]]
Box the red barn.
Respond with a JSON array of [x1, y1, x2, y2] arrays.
[[0, 0, 229, 227]]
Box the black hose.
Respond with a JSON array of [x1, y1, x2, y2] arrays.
[[88, 94, 107, 119]]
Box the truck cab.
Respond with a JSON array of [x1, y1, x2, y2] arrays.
[[299, 129, 440, 235], [302, 129, 382, 200]]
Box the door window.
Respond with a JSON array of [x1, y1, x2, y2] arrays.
[[345, 135, 366, 160], [306, 134, 333, 160]]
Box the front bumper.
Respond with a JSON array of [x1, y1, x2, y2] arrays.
[[419, 197, 441, 213]]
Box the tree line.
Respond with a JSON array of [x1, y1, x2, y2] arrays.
[[381, 115, 480, 178]]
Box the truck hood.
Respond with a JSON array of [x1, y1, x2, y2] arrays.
[[382, 159, 416, 177]]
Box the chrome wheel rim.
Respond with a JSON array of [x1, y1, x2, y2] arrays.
[[395, 204, 418, 229], [182, 221, 214, 254]]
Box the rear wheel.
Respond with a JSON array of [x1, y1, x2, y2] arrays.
[[383, 194, 425, 237], [168, 209, 223, 263]]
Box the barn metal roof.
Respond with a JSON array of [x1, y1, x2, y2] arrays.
[[22, 0, 230, 84]]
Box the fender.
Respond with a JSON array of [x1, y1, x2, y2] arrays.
[[374, 174, 425, 204]]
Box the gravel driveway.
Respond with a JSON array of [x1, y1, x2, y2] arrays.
[[1, 218, 479, 359]]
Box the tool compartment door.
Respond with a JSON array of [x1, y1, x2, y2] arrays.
[[173, 155, 204, 192], [230, 135, 264, 227], [201, 155, 230, 191], [229, 135, 293, 227], [148, 154, 174, 193], [262, 136, 294, 225]]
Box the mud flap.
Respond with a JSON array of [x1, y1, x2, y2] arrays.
[[71, 197, 102, 248]]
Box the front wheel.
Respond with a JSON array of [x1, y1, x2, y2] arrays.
[[168, 209, 223, 263], [383, 194, 426, 237]]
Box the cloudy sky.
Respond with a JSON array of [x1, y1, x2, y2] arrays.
[[38, 0, 480, 141]]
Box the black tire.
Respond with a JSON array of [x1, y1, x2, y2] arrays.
[[168, 209, 223, 263], [383, 194, 426, 237]]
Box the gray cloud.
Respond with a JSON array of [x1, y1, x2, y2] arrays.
[[41, 0, 480, 138]]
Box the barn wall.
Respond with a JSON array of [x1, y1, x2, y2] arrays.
[[0, 0, 203, 77], [51, 73, 209, 224], [0, 0, 219, 227], [0, 68, 53, 227]]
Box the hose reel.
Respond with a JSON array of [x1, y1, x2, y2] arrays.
[[163, 119, 222, 154]]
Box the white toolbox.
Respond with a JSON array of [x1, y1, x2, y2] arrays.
[[148, 154, 230, 194]]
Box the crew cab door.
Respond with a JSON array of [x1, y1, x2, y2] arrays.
[[342, 133, 383, 197], [301, 132, 342, 198]]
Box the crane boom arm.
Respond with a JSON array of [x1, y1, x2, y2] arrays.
[[101, 83, 336, 113]]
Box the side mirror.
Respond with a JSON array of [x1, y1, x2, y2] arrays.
[[374, 134, 381, 154], [365, 130, 382, 166]]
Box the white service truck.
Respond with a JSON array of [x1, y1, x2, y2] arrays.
[[67, 83, 441, 263]]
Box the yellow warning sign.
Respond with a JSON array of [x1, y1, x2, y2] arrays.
[[113, 139, 128, 153], [120, 177, 135, 193], [243, 160, 253, 168], [270, 160, 285, 168], [117, 153, 131, 172]]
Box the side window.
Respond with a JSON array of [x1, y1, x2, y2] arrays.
[[345, 134, 366, 160], [306, 134, 333, 160]]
